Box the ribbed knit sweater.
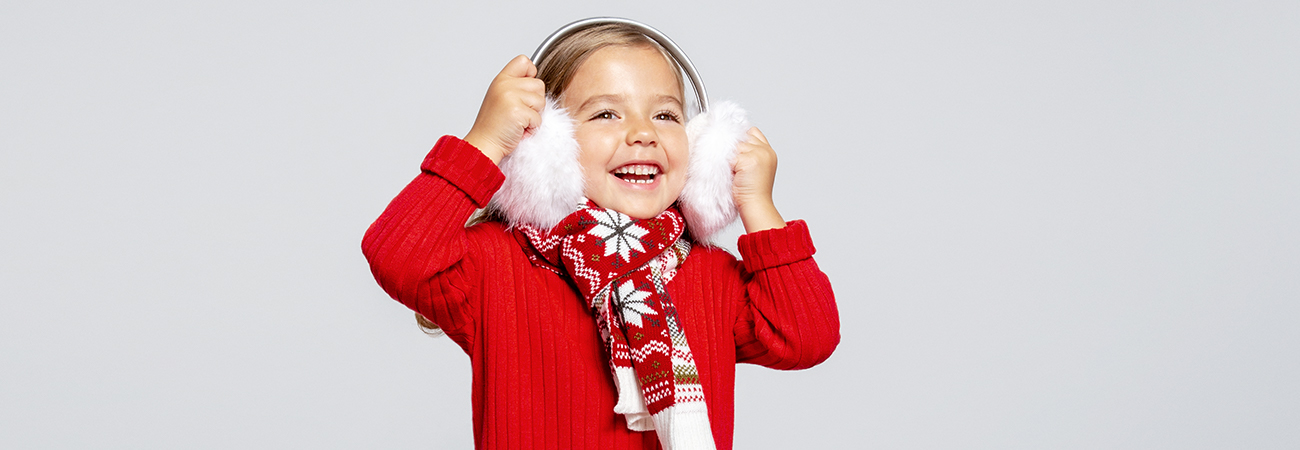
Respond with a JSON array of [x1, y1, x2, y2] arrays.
[[362, 136, 840, 449]]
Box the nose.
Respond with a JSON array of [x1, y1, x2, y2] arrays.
[[625, 115, 658, 147]]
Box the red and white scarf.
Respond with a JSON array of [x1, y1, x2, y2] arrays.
[[514, 202, 716, 450]]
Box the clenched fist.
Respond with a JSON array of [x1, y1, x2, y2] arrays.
[[464, 55, 546, 164], [732, 127, 786, 233]]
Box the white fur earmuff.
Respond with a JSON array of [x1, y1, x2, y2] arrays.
[[679, 100, 750, 244], [486, 98, 585, 230], [487, 99, 750, 245]]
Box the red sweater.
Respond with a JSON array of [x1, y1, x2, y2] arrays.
[[362, 136, 840, 449]]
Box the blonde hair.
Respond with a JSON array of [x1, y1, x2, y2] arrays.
[[416, 23, 687, 337], [534, 22, 686, 100]]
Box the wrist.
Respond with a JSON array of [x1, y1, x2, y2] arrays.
[[462, 132, 504, 165], [738, 200, 785, 234]]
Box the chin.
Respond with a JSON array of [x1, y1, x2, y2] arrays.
[[589, 179, 682, 219], [622, 207, 668, 220], [598, 202, 664, 220], [590, 195, 674, 220]]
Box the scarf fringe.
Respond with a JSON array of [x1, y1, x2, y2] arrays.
[[651, 402, 717, 450], [612, 366, 654, 431], [615, 366, 716, 449]]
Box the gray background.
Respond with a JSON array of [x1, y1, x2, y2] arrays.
[[3, 1, 1297, 448]]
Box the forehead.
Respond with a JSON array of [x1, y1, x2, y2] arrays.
[[564, 45, 684, 100]]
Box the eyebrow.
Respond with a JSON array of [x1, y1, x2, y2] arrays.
[[577, 94, 624, 112], [576, 94, 685, 112], [656, 95, 684, 109]]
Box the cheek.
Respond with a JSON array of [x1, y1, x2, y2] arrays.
[[576, 153, 622, 204], [573, 128, 606, 180], [666, 133, 691, 196], [666, 130, 690, 167], [577, 154, 604, 189]]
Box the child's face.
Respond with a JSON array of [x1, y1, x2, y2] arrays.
[[562, 45, 688, 219]]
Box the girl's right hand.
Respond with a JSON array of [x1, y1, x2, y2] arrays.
[[464, 55, 546, 164]]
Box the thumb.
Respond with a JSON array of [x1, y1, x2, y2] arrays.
[[501, 54, 538, 79]]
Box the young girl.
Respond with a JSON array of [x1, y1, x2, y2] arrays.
[[363, 20, 839, 450]]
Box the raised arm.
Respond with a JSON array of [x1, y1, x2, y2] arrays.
[[724, 126, 840, 368], [362, 56, 543, 347], [361, 136, 504, 347], [732, 220, 841, 369]]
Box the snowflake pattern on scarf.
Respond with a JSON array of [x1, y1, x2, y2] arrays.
[[612, 279, 656, 328], [512, 202, 709, 424], [587, 209, 650, 262]]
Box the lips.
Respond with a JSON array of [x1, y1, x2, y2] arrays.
[[611, 163, 660, 184]]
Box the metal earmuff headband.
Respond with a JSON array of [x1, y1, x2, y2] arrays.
[[530, 17, 710, 113]]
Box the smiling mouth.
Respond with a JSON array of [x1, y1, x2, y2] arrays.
[[612, 164, 660, 184]]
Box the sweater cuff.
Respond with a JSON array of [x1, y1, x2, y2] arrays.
[[736, 220, 817, 273], [420, 135, 505, 208]]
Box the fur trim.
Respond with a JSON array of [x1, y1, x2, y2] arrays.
[[681, 101, 749, 244], [488, 98, 748, 243], [487, 98, 585, 230]]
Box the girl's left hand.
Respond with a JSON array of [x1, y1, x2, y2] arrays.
[[732, 127, 786, 233]]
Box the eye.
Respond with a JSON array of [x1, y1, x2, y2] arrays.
[[590, 110, 618, 121], [654, 111, 682, 123]]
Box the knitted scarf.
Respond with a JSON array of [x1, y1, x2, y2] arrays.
[[514, 202, 716, 450]]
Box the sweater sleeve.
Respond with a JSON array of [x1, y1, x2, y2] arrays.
[[732, 220, 841, 370], [361, 135, 504, 350]]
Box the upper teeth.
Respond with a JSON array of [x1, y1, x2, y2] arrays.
[[614, 164, 660, 175]]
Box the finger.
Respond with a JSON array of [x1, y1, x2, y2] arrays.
[[731, 151, 755, 171], [501, 54, 538, 79], [516, 90, 546, 113], [748, 127, 769, 144], [519, 77, 546, 97], [525, 108, 542, 132], [734, 140, 757, 154], [520, 108, 542, 139]]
